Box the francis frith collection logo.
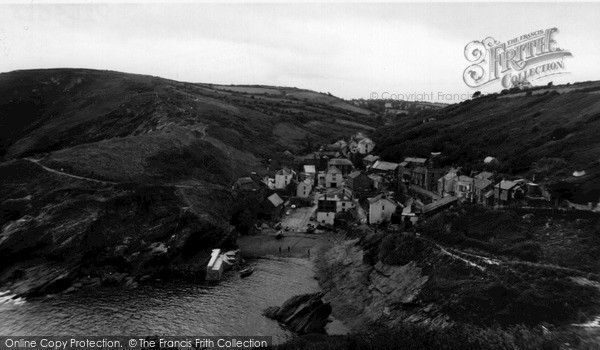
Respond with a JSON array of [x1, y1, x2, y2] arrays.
[[463, 28, 572, 89]]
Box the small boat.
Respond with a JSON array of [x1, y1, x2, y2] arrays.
[[240, 266, 254, 278]]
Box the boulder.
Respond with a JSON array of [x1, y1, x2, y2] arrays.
[[263, 292, 332, 334]]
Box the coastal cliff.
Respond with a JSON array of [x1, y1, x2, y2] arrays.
[[264, 292, 332, 334], [315, 238, 449, 330]]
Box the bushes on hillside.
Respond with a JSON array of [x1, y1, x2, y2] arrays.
[[378, 233, 431, 266], [417, 206, 545, 261], [275, 321, 588, 350]]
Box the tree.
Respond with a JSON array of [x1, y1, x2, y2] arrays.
[[472, 91, 482, 98]]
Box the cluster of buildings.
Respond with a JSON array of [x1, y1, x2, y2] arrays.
[[232, 131, 554, 233], [232, 133, 405, 227]]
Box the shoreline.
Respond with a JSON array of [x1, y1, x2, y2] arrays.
[[237, 232, 350, 335]]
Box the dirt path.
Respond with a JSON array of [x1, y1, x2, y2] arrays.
[[417, 234, 596, 278], [24, 157, 209, 190], [25, 158, 119, 185]]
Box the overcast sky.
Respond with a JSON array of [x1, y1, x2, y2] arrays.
[[1, 2, 600, 102]]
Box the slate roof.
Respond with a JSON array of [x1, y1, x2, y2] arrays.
[[474, 178, 493, 190], [347, 170, 365, 179], [276, 168, 294, 176], [495, 180, 520, 190], [267, 193, 284, 207], [423, 196, 458, 214], [372, 160, 399, 171], [303, 165, 316, 174], [328, 158, 354, 166], [404, 157, 427, 164], [327, 165, 342, 174], [475, 171, 494, 180]]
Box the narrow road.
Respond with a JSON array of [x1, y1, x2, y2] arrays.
[[282, 205, 316, 233]]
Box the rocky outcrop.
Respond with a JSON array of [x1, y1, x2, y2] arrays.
[[264, 292, 332, 334], [0, 160, 233, 297], [316, 239, 449, 330]]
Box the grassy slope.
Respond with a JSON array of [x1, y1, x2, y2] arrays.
[[373, 82, 600, 204], [0, 68, 377, 295], [0, 69, 377, 178]]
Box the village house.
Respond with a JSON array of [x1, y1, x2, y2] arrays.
[[422, 195, 459, 216], [453, 175, 474, 202], [368, 174, 383, 190], [234, 176, 261, 192], [398, 161, 411, 181], [296, 179, 313, 198], [398, 157, 428, 181], [475, 171, 494, 181], [357, 137, 375, 154], [303, 165, 317, 180], [258, 193, 284, 221], [330, 140, 348, 153], [437, 168, 459, 197], [328, 187, 356, 213], [275, 168, 295, 189], [410, 167, 446, 193], [494, 180, 525, 206], [404, 157, 428, 167], [317, 171, 327, 188], [262, 176, 276, 190], [297, 151, 341, 172], [346, 171, 373, 197], [295, 152, 319, 169], [525, 182, 551, 202], [316, 194, 337, 225], [325, 166, 343, 188], [348, 140, 359, 154], [474, 177, 494, 205], [328, 158, 354, 175], [362, 154, 380, 168], [411, 166, 427, 188], [369, 160, 399, 178], [367, 194, 398, 224]]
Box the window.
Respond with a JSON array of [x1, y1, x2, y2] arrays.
[[382, 205, 385, 210]]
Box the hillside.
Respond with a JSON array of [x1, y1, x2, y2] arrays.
[[0, 68, 377, 296], [372, 81, 600, 204]]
